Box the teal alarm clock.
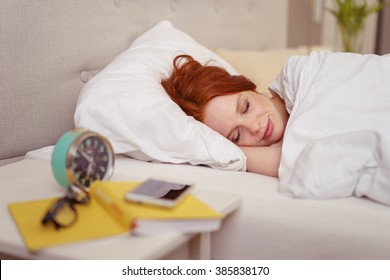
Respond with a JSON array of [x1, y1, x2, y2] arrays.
[[51, 128, 114, 192]]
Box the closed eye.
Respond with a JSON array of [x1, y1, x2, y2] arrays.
[[233, 100, 250, 143], [243, 100, 250, 114], [233, 128, 241, 144]]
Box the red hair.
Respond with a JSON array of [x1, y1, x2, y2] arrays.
[[161, 54, 257, 121]]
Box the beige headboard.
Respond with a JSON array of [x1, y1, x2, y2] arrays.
[[0, 0, 288, 166]]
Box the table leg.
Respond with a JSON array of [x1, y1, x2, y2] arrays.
[[189, 232, 211, 260]]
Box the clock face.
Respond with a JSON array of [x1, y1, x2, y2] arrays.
[[70, 135, 113, 188]]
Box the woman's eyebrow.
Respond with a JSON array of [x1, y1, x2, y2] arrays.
[[236, 92, 245, 114]]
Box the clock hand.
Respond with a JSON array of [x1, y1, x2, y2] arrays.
[[79, 149, 94, 163], [86, 161, 94, 178]]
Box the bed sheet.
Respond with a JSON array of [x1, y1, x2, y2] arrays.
[[25, 147, 390, 259]]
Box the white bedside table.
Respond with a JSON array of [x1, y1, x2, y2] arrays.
[[0, 160, 241, 260]]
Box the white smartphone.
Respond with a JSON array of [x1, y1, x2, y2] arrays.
[[124, 178, 193, 207]]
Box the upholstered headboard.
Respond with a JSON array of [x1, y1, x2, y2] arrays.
[[0, 0, 288, 166]]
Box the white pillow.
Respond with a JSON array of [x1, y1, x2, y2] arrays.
[[74, 21, 246, 171]]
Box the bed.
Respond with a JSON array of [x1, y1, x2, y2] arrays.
[[2, 0, 390, 260]]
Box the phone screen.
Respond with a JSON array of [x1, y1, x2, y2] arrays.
[[124, 178, 193, 207], [131, 179, 191, 200]]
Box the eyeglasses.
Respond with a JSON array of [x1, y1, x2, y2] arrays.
[[41, 185, 90, 230]]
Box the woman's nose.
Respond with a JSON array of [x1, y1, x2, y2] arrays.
[[246, 118, 261, 135]]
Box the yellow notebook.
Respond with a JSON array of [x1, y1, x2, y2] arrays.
[[8, 190, 128, 252], [8, 181, 222, 252], [90, 181, 222, 235]]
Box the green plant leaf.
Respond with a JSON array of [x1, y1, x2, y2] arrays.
[[326, 0, 388, 52]]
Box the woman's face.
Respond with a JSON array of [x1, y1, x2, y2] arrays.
[[203, 91, 286, 147]]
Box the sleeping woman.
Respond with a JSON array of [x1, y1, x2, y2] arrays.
[[162, 51, 390, 205], [161, 54, 289, 178]]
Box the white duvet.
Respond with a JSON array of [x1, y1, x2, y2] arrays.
[[269, 51, 390, 205]]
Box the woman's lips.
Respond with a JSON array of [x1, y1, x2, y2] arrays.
[[263, 118, 273, 140]]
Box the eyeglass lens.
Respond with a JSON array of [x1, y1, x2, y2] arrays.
[[41, 185, 89, 229]]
